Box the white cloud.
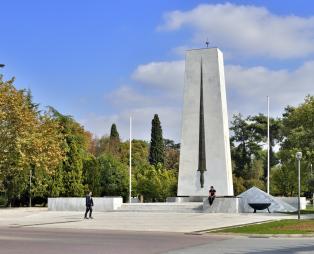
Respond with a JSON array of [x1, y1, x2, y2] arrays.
[[81, 57, 313, 142], [225, 62, 314, 116], [132, 60, 184, 91], [158, 3, 314, 59], [105, 86, 154, 108], [80, 106, 181, 142], [80, 3, 314, 142], [130, 59, 314, 118], [79, 113, 119, 138]]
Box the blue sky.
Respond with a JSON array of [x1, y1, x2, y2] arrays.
[[1, 1, 314, 141]]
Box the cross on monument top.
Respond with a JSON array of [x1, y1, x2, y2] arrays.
[[205, 39, 209, 48]]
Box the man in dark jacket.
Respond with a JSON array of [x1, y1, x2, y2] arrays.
[[84, 191, 94, 219], [208, 186, 216, 206]]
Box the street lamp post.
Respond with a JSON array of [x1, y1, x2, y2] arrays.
[[267, 96, 270, 194], [311, 163, 313, 207], [250, 154, 255, 165], [29, 170, 32, 207], [250, 154, 255, 178], [129, 116, 132, 203], [296, 152, 302, 220]]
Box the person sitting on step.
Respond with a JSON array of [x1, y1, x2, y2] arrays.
[[208, 186, 216, 206]]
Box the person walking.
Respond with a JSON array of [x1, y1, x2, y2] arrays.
[[84, 191, 94, 219], [208, 186, 216, 206]]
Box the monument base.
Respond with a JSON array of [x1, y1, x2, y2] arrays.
[[203, 197, 241, 213]]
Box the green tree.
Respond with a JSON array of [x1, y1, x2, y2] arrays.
[[230, 114, 263, 178], [276, 95, 314, 196], [233, 175, 246, 196], [280, 96, 314, 160], [83, 154, 101, 196], [109, 123, 120, 155], [98, 154, 129, 201], [0, 77, 64, 206], [243, 159, 265, 190], [149, 114, 165, 165], [249, 114, 282, 177], [164, 139, 180, 171], [135, 162, 177, 202], [49, 108, 89, 197], [94, 135, 110, 156], [270, 163, 297, 196], [110, 123, 120, 142]]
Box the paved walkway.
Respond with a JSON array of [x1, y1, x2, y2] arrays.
[[0, 208, 307, 233]]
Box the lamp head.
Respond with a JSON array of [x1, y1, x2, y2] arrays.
[[296, 152, 302, 160]]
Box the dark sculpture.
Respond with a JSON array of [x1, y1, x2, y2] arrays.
[[248, 203, 271, 213], [197, 59, 207, 188]]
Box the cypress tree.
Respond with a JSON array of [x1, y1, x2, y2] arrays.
[[149, 114, 165, 165], [110, 123, 120, 142], [109, 123, 120, 154]]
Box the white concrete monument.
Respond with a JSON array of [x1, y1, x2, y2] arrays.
[[177, 48, 234, 197]]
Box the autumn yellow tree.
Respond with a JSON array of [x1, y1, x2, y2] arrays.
[[0, 76, 64, 205]]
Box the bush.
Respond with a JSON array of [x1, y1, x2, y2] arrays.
[[0, 196, 8, 207]]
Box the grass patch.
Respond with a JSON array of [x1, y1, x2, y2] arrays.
[[284, 206, 314, 215], [215, 219, 314, 234], [306, 205, 314, 211]]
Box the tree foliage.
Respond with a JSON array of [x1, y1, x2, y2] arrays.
[[1, 72, 313, 205], [149, 114, 165, 165], [98, 154, 129, 201], [50, 109, 89, 197], [271, 96, 314, 196], [135, 162, 177, 202], [109, 123, 120, 155], [0, 77, 64, 205], [164, 139, 180, 171]]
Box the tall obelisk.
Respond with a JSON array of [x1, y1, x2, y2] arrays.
[[177, 48, 234, 196]]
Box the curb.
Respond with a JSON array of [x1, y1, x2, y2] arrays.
[[190, 219, 276, 235], [190, 219, 314, 238], [207, 232, 314, 238]]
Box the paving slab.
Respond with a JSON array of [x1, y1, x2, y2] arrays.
[[0, 208, 301, 233]]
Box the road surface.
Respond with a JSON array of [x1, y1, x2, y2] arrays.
[[0, 227, 313, 254]]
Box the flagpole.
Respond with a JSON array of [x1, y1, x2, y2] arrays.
[[129, 116, 132, 203], [267, 96, 270, 194]]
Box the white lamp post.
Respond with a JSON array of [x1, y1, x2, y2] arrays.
[[296, 152, 302, 220], [267, 96, 270, 194], [29, 170, 32, 207], [129, 116, 132, 203]]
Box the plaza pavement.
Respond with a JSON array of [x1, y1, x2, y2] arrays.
[[0, 207, 308, 233]]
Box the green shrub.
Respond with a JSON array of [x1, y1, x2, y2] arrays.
[[0, 196, 8, 207]]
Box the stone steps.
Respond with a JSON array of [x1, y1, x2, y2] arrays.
[[116, 202, 203, 213]]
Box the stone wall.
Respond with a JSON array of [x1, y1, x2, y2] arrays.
[[276, 197, 307, 210], [48, 197, 123, 211], [203, 197, 241, 213]]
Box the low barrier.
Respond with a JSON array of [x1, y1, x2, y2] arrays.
[[203, 197, 242, 213], [276, 197, 307, 210], [48, 197, 123, 211]]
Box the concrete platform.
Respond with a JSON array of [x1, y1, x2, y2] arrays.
[[0, 208, 308, 233], [118, 202, 203, 213], [48, 197, 123, 211]]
